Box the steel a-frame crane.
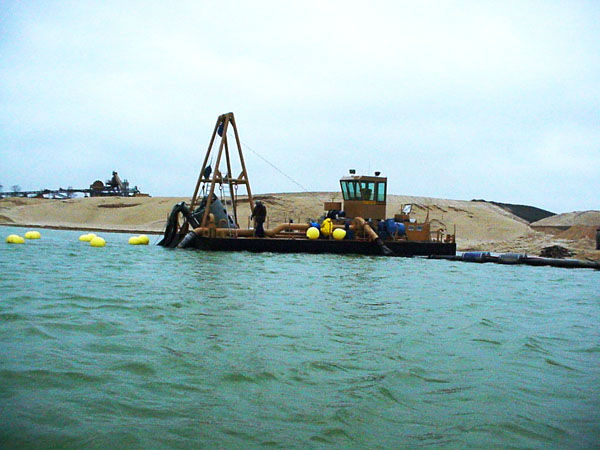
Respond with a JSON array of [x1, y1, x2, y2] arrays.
[[189, 112, 254, 228]]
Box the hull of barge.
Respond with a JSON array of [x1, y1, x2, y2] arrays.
[[185, 235, 456, 257]]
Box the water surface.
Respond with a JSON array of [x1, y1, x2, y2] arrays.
[[1, 227, 599, 448]]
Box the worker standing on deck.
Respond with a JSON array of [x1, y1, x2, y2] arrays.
[[252, 201, 267, 237]]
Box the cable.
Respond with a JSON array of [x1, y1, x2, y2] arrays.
[[241, 141, 331, 203]]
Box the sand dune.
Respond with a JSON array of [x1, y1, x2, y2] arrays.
[[1, 194, 598, 260], [532, 210, 600, 227]]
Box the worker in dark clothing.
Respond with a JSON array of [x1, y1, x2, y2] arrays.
[[251, 201, 267, 237]]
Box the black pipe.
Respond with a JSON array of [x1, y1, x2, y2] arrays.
[[178, 230, 199, 249], [157, 202, 192, 247], [429, 253, 599, 270], [375, 237, 394, 256]]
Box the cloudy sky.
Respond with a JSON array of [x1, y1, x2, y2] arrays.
[[1, 1, 598, 213]]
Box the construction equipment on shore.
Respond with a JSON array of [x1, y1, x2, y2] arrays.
[[89, 171, 143, 197], [0, 171, 147, 199]]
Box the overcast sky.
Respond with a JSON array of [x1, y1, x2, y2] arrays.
[[1, 1, 598, 213]]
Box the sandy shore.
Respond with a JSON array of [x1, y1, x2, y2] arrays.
[[1, 195, 599, 260]]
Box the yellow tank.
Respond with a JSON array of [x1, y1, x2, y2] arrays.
[[320, 218, 333, 237]]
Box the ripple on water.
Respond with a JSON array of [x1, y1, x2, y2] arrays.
[[24, 325, 57, 339], [522, 336, 551, 355], [111, 362, 157, 376], [0, 312, 25, 322], [544, 358, 576, 371], [310, 427, 354, 445], [43, 320, 127, 336], [222, 371, 278, 384], [85, 342, 140, 356], [305, 360, 351, 373], [0, 369, 111, 389], [471, 338, 502, 345]]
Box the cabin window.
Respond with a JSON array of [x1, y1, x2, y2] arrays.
[[376, 182, 386, 202], [341, 181, 349, 200], [349, 182, 357, 199], [341, 181, 360, 200], [341, 180, 385, 201], [360, 182, 375, 201]]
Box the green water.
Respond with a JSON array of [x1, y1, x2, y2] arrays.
[[1, 227, 599, 449]]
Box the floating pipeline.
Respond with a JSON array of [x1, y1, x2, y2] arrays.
[[429, 252, 600, 270]]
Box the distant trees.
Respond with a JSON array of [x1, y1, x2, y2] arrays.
[[11, 185, 21, 193]]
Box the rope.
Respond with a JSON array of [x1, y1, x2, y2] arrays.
[[241, 141, 331, 203]]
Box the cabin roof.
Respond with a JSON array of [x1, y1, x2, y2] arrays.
[[340, 175, 387, 182]]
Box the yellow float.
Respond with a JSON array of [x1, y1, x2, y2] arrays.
[[129, 234, 149, 245], [25, 231, 41, 239], [6, 234, 25, 244], [332, 228, 346, 240], [89, 236, 106, 247], [79, 233, 96, 242], [306, 227, 320, 240]]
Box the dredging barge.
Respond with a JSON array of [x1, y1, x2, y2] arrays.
[[159, 113, 456, 257]]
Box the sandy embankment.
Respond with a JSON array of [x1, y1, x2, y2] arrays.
[[0, 197, 184, 234], [1, 195, 598, 260]]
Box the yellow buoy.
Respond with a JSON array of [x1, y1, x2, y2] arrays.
[[129, 236, 142, 245], [138, 234, 150, 245], [320, 218, 333, 237], [332, 228, 346, 240], [89, 236, 106, 247], [79, 233, 96, 242], [306, 227, 320, 240], [6, 234, 25, 244], [25, 231, 41, 239]]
